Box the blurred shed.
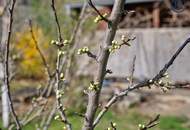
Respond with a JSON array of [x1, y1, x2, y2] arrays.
[[66, 0, 190, 28], [67, 1, 190, 83]]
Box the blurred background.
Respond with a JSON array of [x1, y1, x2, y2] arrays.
[[0, 0, 190, 130]]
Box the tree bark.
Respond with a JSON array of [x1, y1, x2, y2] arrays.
[[82, 1, 125, 130], [0, 0, 10, 128]]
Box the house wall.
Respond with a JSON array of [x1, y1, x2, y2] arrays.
[[77, 28, 190, 82]]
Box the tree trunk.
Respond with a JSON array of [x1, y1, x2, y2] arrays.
[[82, 0, 125, 130], [0, 0, 10, 128]]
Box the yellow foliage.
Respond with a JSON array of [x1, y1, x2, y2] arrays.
[[14, 27, 49, 79]]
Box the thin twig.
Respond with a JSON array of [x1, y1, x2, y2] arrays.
[[28, 19, 52, 78], [51, 0, 63, 42], [55, 49, 72, 130], [22, 105, 46, 126], [51, 0, 72, 130], [4, 0, 21, 129], [110, 122, 117, 130], [64, 2, 88, 82], [93, 37, 190, 127], [29, 19, 54, 98], [129, 55, 136, 86], [43, 103, 56, 130], [140, 114, 160, 130]]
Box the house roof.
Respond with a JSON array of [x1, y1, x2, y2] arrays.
[[65, 0, 163, 9]]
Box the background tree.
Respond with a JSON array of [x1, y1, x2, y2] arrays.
[[0, 0, 10, 128]]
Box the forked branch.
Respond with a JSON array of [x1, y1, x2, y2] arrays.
[[93, 37, 190, 127]]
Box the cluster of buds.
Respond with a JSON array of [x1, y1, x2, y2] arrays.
[[56, 89, 64, 99], [51, 40, 59, 45], [77, 46, 90, 55], [163, 72, 170, 79], [51, 39, 70, 47], [109, 40, 121, 53], [158, 72, 171, 88], [149, 72, 172, 92], [94, 13, 108, 23], [88, 81, 99, 91], [63, 39, 70, 45], [109, 35, 133, 53], [58, 50, 65, 57], [121, 35, 132, 46], [138, 124, 145, 130]]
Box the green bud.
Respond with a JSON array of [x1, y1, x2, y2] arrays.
[[54, 115, 60, 120], [112, 122, 117, 127], [82, 46, 88, 52], [58, 50, 65, 56], [77, 49, 82, 55], [138, 124, 145, 130], [103, 13, 108, 17], [82, 48, 86, 52], [77, 47, 89, 55], [94, 18, 98, 23], [107, 128, 111, 130], [112, 40, 116, 44], [121, 35, 126, 41], [51, 40, 56, 45], [60, 73, 64, 79], [149, 79, 153, 83], [63, 39, 69, 45]]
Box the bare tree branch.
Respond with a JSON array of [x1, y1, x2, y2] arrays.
[[139, 114, 160, 130], [43, 103, 56, 130], [51, 0, 72, 130], [64, 2, 88, 82], [3, 0, 22, 129], [93, 37, 190, 127]]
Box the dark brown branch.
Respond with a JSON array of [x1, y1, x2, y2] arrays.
[[93, 37, 190, 127], [140, 114, 160, 130], [110, 122, 117, 130], [3, 0, 21, 129], [51, 0, 63, 42], [153, 37, 190, 81]]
